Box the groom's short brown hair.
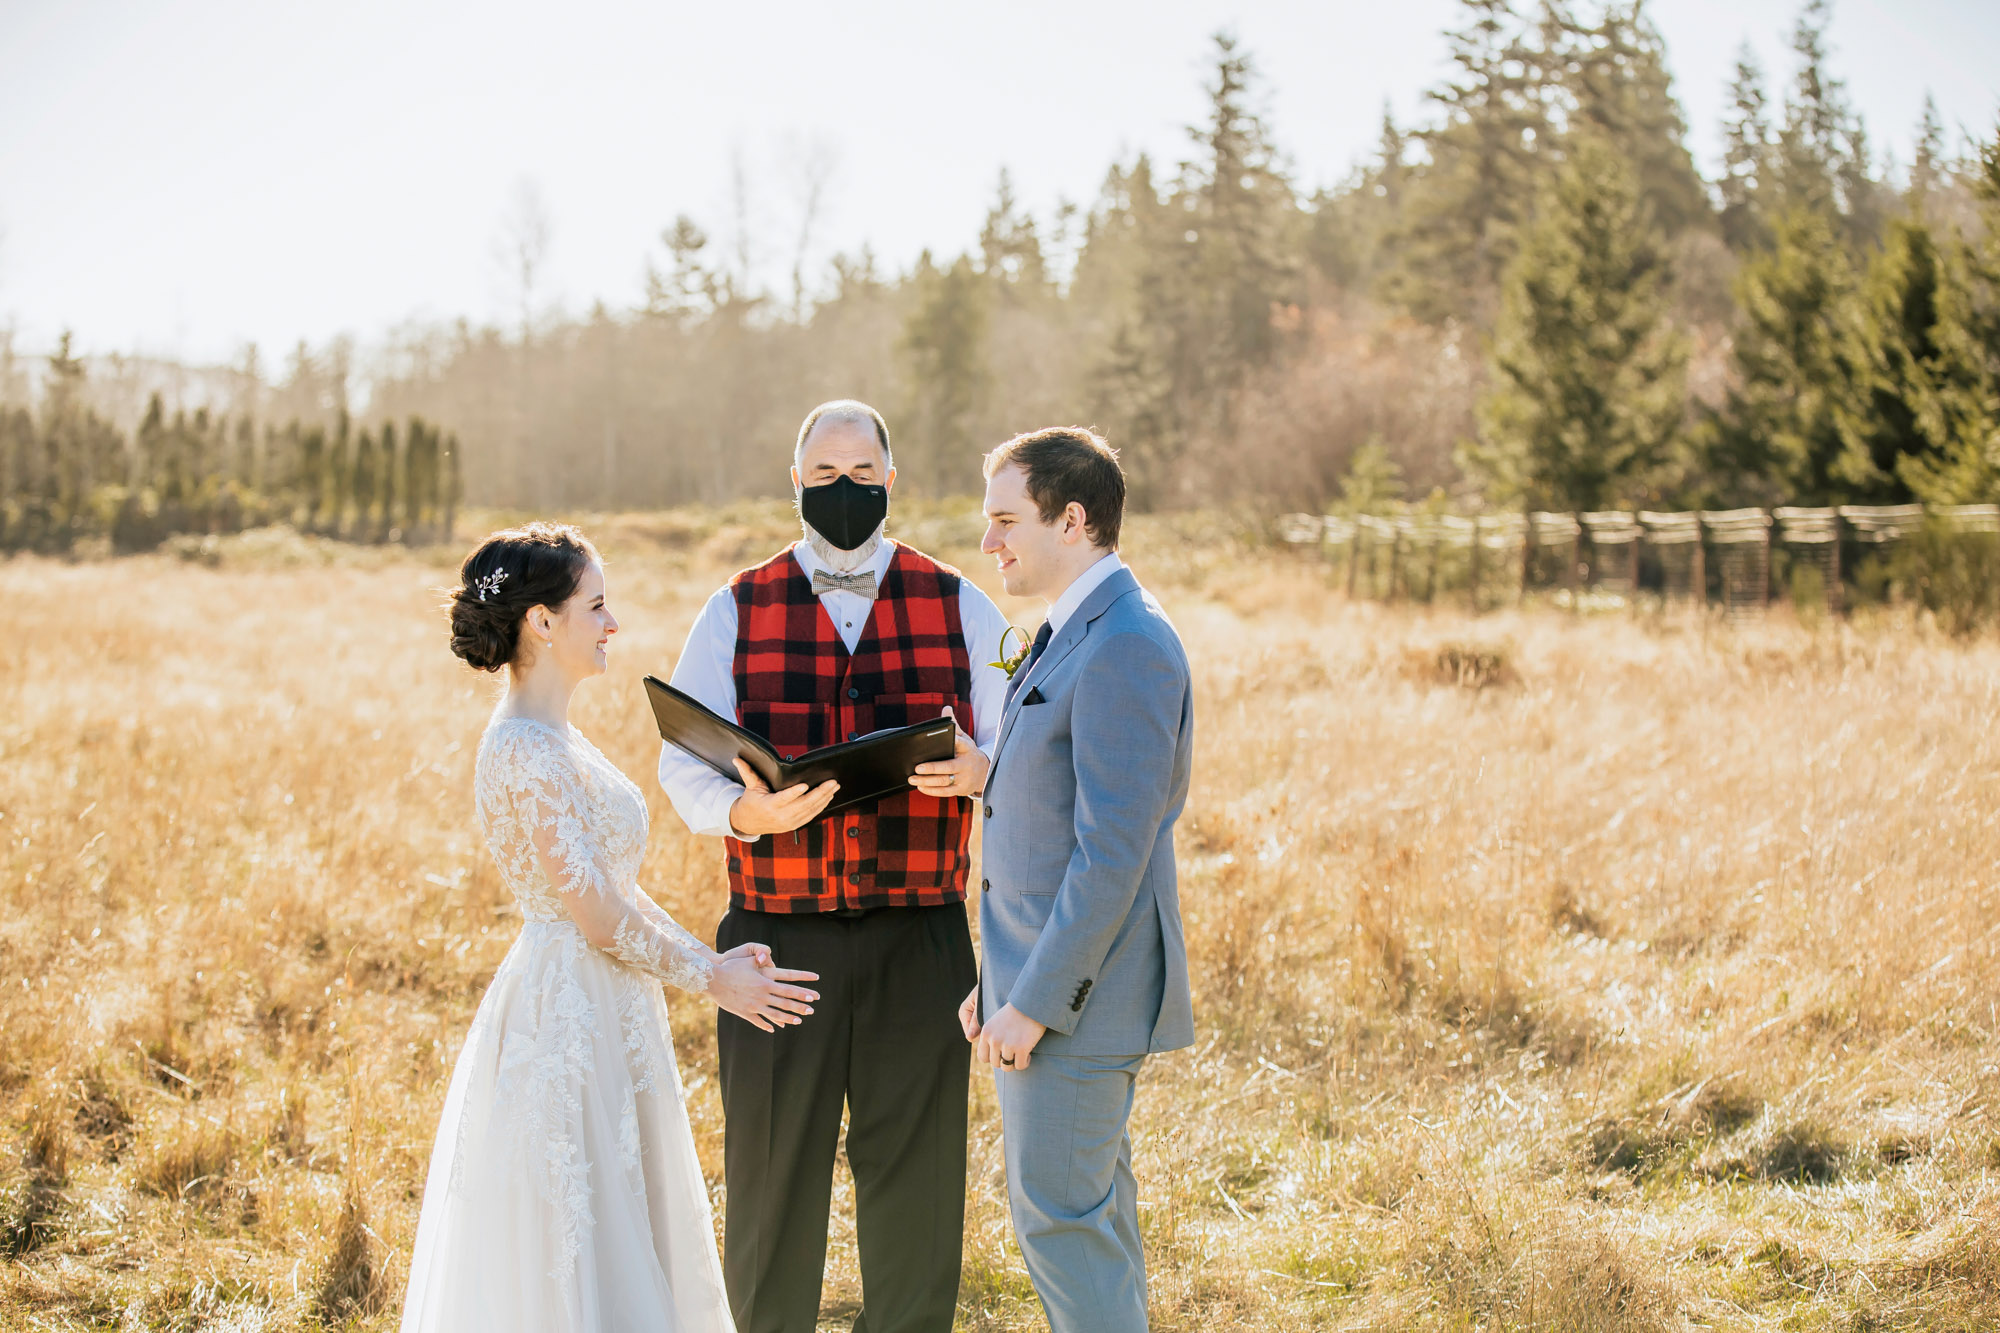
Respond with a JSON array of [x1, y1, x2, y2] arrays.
[[982, 427, 1125, 550]]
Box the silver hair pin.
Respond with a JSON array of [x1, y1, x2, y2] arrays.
[[473, 569, 508, 601]]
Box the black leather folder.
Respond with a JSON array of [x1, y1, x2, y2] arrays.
[[643, 675, 957, 815]]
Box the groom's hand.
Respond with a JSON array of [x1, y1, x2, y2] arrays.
[[729, 758, 839, 836], [976, 1004, 1046, 1071], [909, 706, 989, 799]]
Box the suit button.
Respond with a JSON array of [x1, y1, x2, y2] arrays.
[[984, 805, 993, 819], [847, 827, 859, 839], [847, 687, 861, 700]]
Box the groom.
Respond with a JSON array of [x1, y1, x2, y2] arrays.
[[959, 427, 1194, 1333]]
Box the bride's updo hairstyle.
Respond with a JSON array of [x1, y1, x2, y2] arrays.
[[448, 522, 600, 672]]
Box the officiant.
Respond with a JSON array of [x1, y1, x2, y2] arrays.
[[659, 400, 1012, 1333]]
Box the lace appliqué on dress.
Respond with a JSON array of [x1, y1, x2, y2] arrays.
[[494, 931, 600, 1281]]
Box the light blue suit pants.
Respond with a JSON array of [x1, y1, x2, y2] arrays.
[[996, 1051, 1150, 1333]]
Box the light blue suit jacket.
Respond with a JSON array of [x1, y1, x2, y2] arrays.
[[977, 565, 1195, 1057]]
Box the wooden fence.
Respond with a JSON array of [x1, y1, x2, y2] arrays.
[[1278, 503, 2000, 618]]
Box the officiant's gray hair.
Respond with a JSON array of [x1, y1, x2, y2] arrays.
[[795, 399, 893, 469]]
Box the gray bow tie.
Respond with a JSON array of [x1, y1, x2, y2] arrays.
[[811, 568, 880, 600]]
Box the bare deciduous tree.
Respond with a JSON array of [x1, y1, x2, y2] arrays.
[[784, 136, 839, 321], [494, 178, 553, 347]]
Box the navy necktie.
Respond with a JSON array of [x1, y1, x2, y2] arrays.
[[1008, 621, 1054, 706]]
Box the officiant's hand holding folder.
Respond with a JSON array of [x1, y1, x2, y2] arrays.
[[644, 676, 957, 817]]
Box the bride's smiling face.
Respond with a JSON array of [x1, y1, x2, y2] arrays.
[[527, 560, 617, 678]]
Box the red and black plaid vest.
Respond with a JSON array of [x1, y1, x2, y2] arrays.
[[724, 541, 976, 913]]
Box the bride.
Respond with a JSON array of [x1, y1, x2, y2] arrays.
[[403, 522, 817, 1332]]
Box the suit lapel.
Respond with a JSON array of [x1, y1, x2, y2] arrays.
[[991, 567, 1140, 770]]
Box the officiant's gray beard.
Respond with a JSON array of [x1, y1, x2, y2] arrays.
[[798, 513, 885, 574]]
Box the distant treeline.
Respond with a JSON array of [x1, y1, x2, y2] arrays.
[[358, 4, 2000, 517], [13, 2, 2000, 524], [0, 335, 460, 553]]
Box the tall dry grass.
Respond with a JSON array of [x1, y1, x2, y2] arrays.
[[2, 505, 1997, 1331]]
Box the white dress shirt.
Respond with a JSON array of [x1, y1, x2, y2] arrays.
[[658, 538, 1016, 840], [1044, 551, 1126, 636]]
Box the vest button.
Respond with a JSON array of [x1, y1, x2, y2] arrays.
[[847, 827, 858, 838], [848, 732, 858, 742], [983, 805, 993, 819], [981, 878, 990, 892], [847, 872, 860, 885], [847, 687, 861, 700]]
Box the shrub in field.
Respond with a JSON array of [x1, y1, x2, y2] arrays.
[[1403, 639, 1517, 689], [1889, 520, 2000, 637], [313, 1188, 392, 1322]]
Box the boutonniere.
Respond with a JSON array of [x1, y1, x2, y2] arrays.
[[990, 625, 1033, 680]]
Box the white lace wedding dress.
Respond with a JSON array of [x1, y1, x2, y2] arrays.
[[401, 714, 735, 1332]]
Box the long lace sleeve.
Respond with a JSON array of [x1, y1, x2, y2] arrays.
[[502, 728, 717, 995], [634, 886, 713, 958]]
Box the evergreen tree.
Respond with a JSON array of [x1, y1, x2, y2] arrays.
[[263, 423, 281, 504], [297, 424, 326, 529], [1074, 155, 1181, 506], [0, 408, 30, 544], [1181, 32, 1301, 377], [164, 409, 193, 507], [42, 333, 90, 533], [1707, 205, 1859, 502], [1305, 105, 1407, 292], [1081, 33, 1301, 504], [352, 427, 378, 540], [897, 252, 989, 492], [1383, 0, 1549, 324], [643, 216, 719, 322], [1719, 44, 1776, 251], [1965, 123, 2000, 394], [0, 407, 17, 520], [327, 409, 352, 536], [1472, 135, 1688, 509], [1910, 95, 1946, 204], [193, 408, 219, 503], [1563, 2, 1709, 239], [376, 420, 399, 541], [234, 415, 257, 491], [979, 169, 1049, 293], [1772, 0, 1886, 250], [1340, 437, 1407, 510], [1837, 215, 1993, 502], [136, 393, 167, 493], [404, 416, 436, 539], [1774, 0, 1840, 207]]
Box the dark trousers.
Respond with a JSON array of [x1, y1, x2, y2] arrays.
[[716, 902, 978, 1333]]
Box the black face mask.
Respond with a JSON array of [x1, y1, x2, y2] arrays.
[[799, 474, 889, 551]]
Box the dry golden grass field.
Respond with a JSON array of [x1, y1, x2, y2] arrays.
[[3, 504, 1998, 1332]]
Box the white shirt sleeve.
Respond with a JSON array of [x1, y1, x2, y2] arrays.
[[657, 585, 758, 841], [956, 577, 1016, 762]]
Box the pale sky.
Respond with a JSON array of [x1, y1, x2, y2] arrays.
[[3, 0, 1995, 367]]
